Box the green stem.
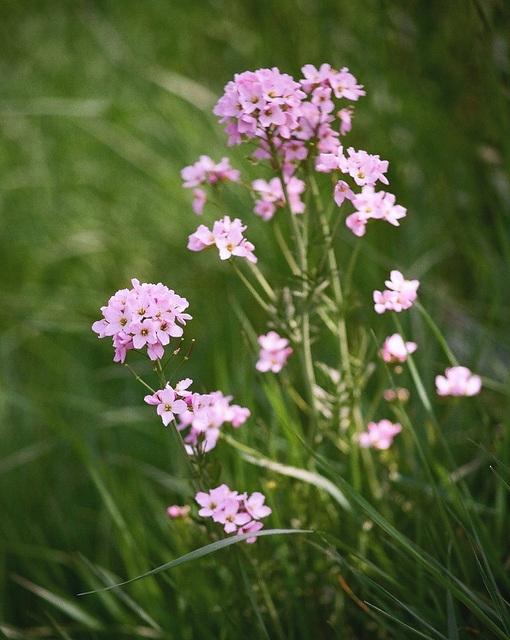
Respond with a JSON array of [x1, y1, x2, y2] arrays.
[[269, 139, 318, 426], [246, 260, 277, 302], [229, 259, 274, 313], [415, 300, 459, 366], [273, 220, 300, 276], [309, 174, 364, 443]]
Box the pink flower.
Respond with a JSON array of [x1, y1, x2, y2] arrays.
[[256, 331, 293, 373], [435, 366, 482, 397], [144, 383, 188, 427], [196, 484, 235, 518], [195, 485, 272, 543], [92, 279, 191, 362], [167, 505, 191, 519], [380, 333, 417, 364], [192, 188, 207, 215], [359, 420, 402, 450], [333, 180, 354, 207], [373, 270, 419, 314]]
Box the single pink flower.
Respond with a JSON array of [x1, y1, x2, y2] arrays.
[[435, 366, 482, 397], [256, 331, 293, 373], [359, 420, 402, 450], [380, 333, 417, 364]]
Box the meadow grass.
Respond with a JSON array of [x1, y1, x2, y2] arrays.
[[1, 1, 509, 638]]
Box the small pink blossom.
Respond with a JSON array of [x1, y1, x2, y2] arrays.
[[373, 270, 419, 314], [167, 505, 191, 519], [333, 180, 354, 207], [256, 331, 293, 373], [338, 107, 353, 135], [192, 188, 207, 215], [359, 420, 402, 450], [380, 333, 417, 364], [144, 383, 188, 427], [435, 366, 482, 397]]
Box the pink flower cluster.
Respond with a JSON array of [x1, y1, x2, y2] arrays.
[[187, 215, 257, 263], [435, 366, 482, 397], [92, 278, 191, 363], [181, 155, 241, 215], [373, 270, 419, 314], [317, 147, 407, 236], [195, 484, 271, 543], [380, 333, 417, 364], [210, 64, 408, 239], [345, 187, 406, 237], [316, 146, 389, 186], [144, 378, 250, 454], [213, 64, 364, 178], [359, 420, 402, 450], [252, 176, 305, 221], [256, 331, 293, 373]]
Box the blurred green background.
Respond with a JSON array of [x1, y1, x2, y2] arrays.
[[1, 0, 509, 635]]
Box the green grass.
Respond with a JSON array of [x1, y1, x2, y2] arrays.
[[1, 1, 509, 638]]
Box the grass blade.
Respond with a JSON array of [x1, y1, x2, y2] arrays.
[[78, 529, 312, 596]]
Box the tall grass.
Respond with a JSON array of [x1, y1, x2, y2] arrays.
[[1, 1, 509, 638]]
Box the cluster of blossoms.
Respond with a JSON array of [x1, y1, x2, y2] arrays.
[[213, 64, 364, 160], [185, 63, 405, 252], [251, 176, 305, 221], [187, 215, 257, 263], [380, 333, 417, 364], [359, 419, 402, 450], [316, 147, 406, 236], [256, 331, 293, 373], [195, 484, 272, 543], [144, 378, 250, 454], [92, 278, 191, 363], [181, 155, 240, 215], [373, 270, 420, 314], [435, 366, 482, 397]]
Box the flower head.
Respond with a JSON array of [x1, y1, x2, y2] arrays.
[[181, 155, 240, 188], [195, 485, 271, 543], [373, 270, 419, 314], [92, 279, 191, 362], [256, 331, 293, 373], [435, 366, 482, 397], [359, 420, 402, 450], [188, 215, 257, 263], [380, 333, 417, 364]]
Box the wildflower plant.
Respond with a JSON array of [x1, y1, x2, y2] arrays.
[[89, 64, 510, 639]]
